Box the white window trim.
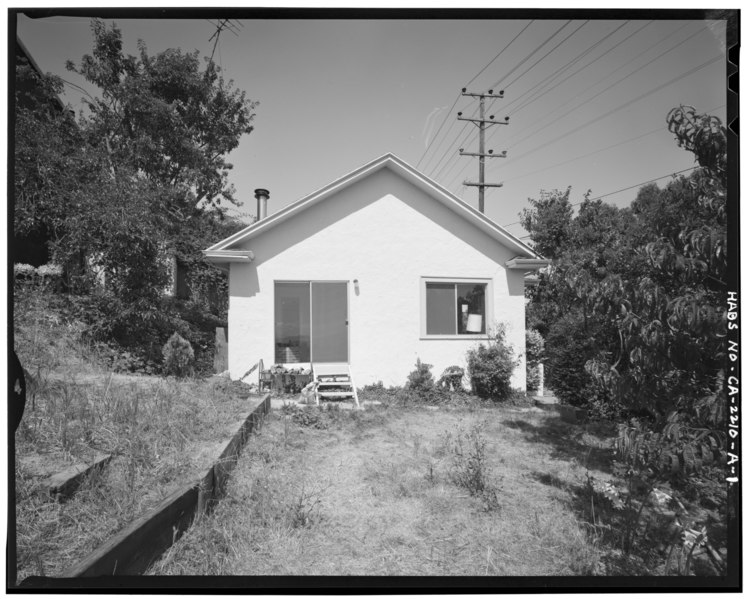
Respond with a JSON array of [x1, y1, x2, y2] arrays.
[[420, 276, 493, 340]]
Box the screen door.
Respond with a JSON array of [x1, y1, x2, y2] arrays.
[[310, 282, 348, 363]]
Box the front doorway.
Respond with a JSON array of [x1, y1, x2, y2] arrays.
[[274, 281, 349, 364]]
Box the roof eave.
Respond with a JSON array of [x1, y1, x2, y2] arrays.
[[506, 257, 551, 270], [203, 250, 255, 264], [205, 153, 545, 261]]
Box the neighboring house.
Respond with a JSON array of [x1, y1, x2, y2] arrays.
[[204, 153, 548, 390]]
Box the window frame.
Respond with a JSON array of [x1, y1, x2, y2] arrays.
[[420, 277, 493, 339]]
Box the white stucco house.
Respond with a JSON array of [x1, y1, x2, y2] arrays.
[[204, 153, 548, 392]]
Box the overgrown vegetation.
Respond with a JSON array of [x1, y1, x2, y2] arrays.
[[525, 329, 544, 393], [12, 288, 259, 583], [522, 105, 730, 574], [14, 19, 255, 372], [466, 326, 518, 402], [149, 407, 603, 576], [162, 332, 195, 378]]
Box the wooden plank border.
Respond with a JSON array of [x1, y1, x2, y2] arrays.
[[47, 453, 113, 501], [60, 394, 271, 578]]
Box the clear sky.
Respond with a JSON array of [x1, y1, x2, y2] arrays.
[[16, 11, 728, 241]]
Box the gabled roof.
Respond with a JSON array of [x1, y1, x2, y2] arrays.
[[205, 153, 546, 263]]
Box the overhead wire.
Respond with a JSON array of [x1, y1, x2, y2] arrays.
[[483, 19, 574, 117], [502, 20, 651, 118], [516, 166, 700, 240], [490, 20, 696, 161], [493, 52, 723, 173], [508, 166, 701, 236], [418, 19, 534, 171], [500, 100, 727, 205], [429, 20, 575, 182], [465, 19, 536, 88], [446, 20, 641, 190], [500, 21, 590, 95], [448, 21, 638, 192], [486, 20, 573, 93]]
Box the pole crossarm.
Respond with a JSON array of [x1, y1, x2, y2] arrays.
[[456, 89, 510, 213], [463, 181, 504, 188], [459, 150, 507, 158], [461, 91, 505, 99], [457, 116, 509, 125]]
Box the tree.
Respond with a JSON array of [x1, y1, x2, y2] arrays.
[[14, 61, 98, 255], [520, 187, 573, 259], [66, 19, 257, 213], [14, 21, 258, 370], [585, 107, 727, 425]]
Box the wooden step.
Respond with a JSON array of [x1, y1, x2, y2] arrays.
[[318, 391, 356, 398], [311, 363, 359, 408]]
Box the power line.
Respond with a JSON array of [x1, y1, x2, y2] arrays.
[[466, 19, 536, 88], [487, 20, 572, 92], [447, 21, 640, 190], [502, 126, 666, 193], [418, 20, 534, 171], [499, 101, 726, 196], [494, 53, 723, 173], [503, 20, 650, 118], [506, 166, 700, 232], [430, 22, 573, 183], [502, 20, 590, 92], [483, 20, 577, 119], [493, 21, 696, 158]]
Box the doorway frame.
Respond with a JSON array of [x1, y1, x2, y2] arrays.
[[273, 279, 351, 364]]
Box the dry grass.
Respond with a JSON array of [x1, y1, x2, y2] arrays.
[[14, 374, 261, 583], [12, 287, 261, 583], [150, 404, 608, 577]]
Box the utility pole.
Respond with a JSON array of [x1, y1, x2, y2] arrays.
[[458, 88, 509, 213]]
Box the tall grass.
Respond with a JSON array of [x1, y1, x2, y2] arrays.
[[13, 286, 257, 582], [150, 407, 602, 577]]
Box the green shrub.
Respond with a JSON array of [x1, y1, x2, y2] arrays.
[[405, 359, 435, 398], [526, 329, 545, 364], [526, 329, 545, 393], [162, 332, 195, 377], [466, 326, 517, 402], [358, 381, 407, 406], [545, 313, 609, 408]]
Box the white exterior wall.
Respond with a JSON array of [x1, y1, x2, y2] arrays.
[[228, 168, 527, 390]]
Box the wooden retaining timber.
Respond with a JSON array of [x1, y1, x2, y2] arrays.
[[60, 394, 271, 578], [47, 453, 113, 501]]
